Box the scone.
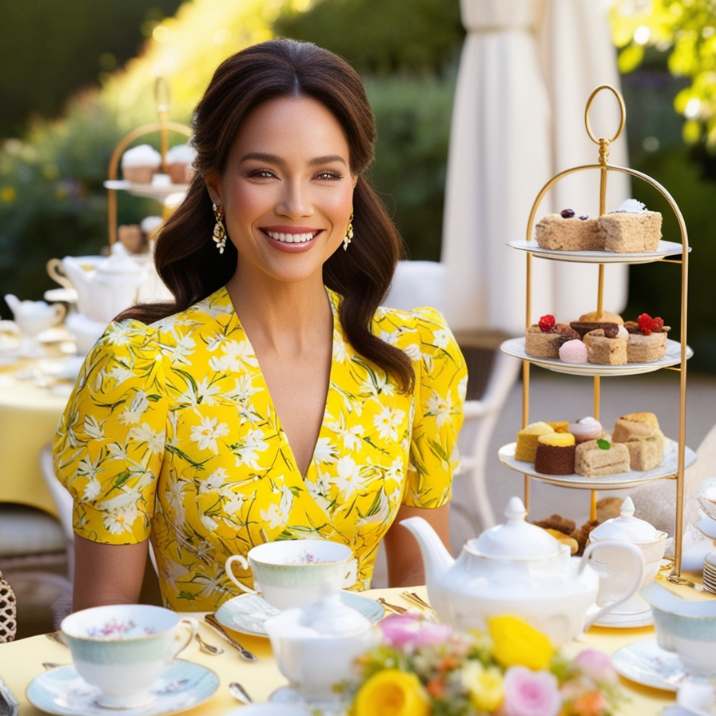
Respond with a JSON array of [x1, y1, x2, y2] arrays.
[[575, 438, 630, 476], [611, 412, 665, 471], [525, 315, 579, 359], [583, 329, 627, 365], [515, 422, 555, 463], [534, 432, 576, 475], [535, 212, 602, 251], [599, 207, 662, 252]]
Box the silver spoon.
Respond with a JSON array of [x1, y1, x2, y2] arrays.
[[195, 632, 224, 655], [42, 662, 66, 670], [228, 681, 253, 704]]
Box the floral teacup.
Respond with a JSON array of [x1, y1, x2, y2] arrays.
[[60, 604, 196, 708], [225, 539, 357, 610]]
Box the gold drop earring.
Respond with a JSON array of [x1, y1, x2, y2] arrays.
[[343, 212, 354, 251], [212, 202, 227, 254]]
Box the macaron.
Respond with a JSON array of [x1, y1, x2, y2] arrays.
[[559, 339, 588, 364]]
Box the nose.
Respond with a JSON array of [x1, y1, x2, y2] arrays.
[[275, 178, 313, 218]]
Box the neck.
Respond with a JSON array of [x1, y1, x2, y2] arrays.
[[225, 269, 332, 355]]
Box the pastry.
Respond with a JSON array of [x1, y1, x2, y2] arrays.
[[535, 210, 602, 251], [625, 313, 670, 363], [611, 412, 664, 471], [583, 329, 628, 365], [569, 309, 624, 339], [548, 421, 570, 433], [599, 199, 662, 252], [515, 422, 555, 462], [575, 438, 630, 476], [568, 417, 603, 444], [535, 432, 576, 475], [533, 513, 576, 535], [525, 315, 577, 358], [596, 496, 623, 523], [559, 339, 588, 363], [572, 520, 599, 555], [121, 144, 161, 184], [117, 224, 146, 254], [542, 528, 579, 555], [166, 143, 197, 184]]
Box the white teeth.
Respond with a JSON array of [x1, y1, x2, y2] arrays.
[[265, 230, 317, 244]]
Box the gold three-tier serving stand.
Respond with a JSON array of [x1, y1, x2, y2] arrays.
[[499, 85, 693, 581], [102, 77, 192, 245]]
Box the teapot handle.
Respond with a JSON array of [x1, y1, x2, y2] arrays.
[[580, 540, 644, 630], [46, 259, 73, 289]]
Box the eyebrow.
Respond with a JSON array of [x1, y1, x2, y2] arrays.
[[239, 152, 347, 167]]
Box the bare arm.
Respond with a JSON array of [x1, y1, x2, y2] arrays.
[[383, 503, 450, 587], [73, 535, 149, 611]]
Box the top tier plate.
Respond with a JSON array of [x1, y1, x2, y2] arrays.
[[501, 336, 693, 377], [104, 179, 189, 201], [508, 239, 689, 264]]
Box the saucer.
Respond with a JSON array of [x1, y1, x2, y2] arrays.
[[26, 659, 219, 715], [226, 705, 311, 715], [593, 606, 654, 628], [612, 638, 687, 692], [216, 591, 384, 637], [270, 686, 345, 715], [678, 678, 716, 716]]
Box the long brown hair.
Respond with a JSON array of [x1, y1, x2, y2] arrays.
[[119, 39, 414, 392]]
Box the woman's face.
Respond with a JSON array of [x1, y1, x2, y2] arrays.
[[207, 95, 357, 284]]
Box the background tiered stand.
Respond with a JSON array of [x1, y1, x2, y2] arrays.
[[499, 85, 692, 582], [102, 77, 191, 245]]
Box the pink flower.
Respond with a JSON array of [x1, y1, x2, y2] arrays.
[[379, 613, 452, 649], [502, 667, 562, 716], [574, 649, 617, 684]]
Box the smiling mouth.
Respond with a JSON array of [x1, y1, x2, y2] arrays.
[[260, 229, 322, 245]]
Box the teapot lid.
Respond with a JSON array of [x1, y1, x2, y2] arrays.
[[590, 497, 658, 543], [468, 497, 560, 559]]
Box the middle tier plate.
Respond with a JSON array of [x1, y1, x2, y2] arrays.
[[500, 337, 693, 377], [498, 438, 696, 490]]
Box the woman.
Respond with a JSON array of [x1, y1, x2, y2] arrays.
[[54, 39, 467, 612]]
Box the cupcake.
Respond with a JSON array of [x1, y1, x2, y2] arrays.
[[535, 432, 576, 475], [515, 422, 555, 463], [568, 417, 603, 444], [166, 143, 197, 184], [122, 144, 161, 184]]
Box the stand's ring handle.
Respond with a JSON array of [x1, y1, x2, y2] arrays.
[[584, 84, 626, 145], [154, 76, 171, 114]]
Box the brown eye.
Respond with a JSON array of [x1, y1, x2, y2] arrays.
[[315, 171, 342, 181]]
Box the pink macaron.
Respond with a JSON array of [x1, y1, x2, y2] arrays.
[[559, 339, 588, 364]]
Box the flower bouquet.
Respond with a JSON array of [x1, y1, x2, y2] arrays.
[[347, 613, 624, 716]]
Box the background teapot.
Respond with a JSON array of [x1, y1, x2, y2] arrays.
[[4, 294, 66, 357], [401, 496, 644, 646]]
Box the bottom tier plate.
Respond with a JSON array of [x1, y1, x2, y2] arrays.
[[498, 438, 696, 490]]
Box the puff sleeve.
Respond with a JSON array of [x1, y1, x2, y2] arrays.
[[52, 320, 168, 544], [403, 307, 468, 508]]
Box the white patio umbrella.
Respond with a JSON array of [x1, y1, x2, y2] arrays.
[[442, 0, 629, 334]]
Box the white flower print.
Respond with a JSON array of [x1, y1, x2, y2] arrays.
[[77, 455, 100, 479], [128, 423, 165, 454], [119, 391, 149, 426], [231, 428, 268, 469], [165, 480, 186, 518], [161, 558, 190, 591], [209, 339, 257, 372], [103, 504, 138, 535], [333, 336, 348, 363], [360, 370, 395, 398], [171, 334, 196, 365], [201, 513, 218, 532], [226, 374, 260, 404], [106, 442, 129, 462], [385, 457, 403, 484], [335, 456, 362, 498], [432, 328, 450, 349], [194, 566, 231, 599], [223, 493, 244, 516], [373, 406, 405, 441], [107, 365, 134, 386], [199, 467, 228, 494], [358, 489, 389, 526], [190, 416, 230, 454], [82, 477, 100, 501], [426, 391, 452, 428], [457, 375, 468, 402], [179, 377, 222, 408], [314, 437, 337, 464], [326, 414, 364, 451], [379, 330, 399, 345], [260, 503, 286, 530], [104, 322, 134, 346]]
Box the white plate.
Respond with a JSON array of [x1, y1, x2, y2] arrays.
[[26, 659, 219, 716], [695, 515, 716, 540], [662, 708, 694, 716], [44, 288, 78, 303], [678, 679, 716, 716], [215, 591, 385, 637], [593, 606, 654, 628], [226, 706, 311, 716], [612, 638, 687, 692], [498, 438, 696, 490], [104, 179, 189, 201], [500, 336, 693, 377], [508, 239, 689, 264]]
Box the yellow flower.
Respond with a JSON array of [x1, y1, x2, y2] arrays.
[[354, 669, 430, 716], [461, 661, 504, 711], [488, 615, 555, 671]]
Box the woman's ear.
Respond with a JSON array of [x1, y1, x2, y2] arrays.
[[204, 171, 222, 205]]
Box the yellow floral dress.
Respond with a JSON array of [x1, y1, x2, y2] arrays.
[[53, 286, 467, 611]]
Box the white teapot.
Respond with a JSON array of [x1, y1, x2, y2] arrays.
[[401, 496, 644, 645], [4, 294, 66, 357], [62, 244, 145, 324], [265, 593, 379, 706]]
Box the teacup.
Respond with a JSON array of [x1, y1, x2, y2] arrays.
[[225, 539, 357, 610], [642, 582, 716, 676], [61, 604, 196, 708], [697, 480, 716, 522]]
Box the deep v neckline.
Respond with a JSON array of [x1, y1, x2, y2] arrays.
[[222, 285, 340, 482]]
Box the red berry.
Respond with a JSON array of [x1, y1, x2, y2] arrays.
[[651, 316, 664, 332], [638, 313, 653, 335], [539, 314, 556, 332]]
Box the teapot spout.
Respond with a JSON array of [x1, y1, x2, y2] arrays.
[[3, 294, 20, 314], [400, 517, 454, 584]]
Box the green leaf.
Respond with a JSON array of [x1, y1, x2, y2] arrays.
[[597, 438, 611, 450]]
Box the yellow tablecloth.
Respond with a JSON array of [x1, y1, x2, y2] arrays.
[[0, 356, 73, 517], [0, 587, 682, 715]]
